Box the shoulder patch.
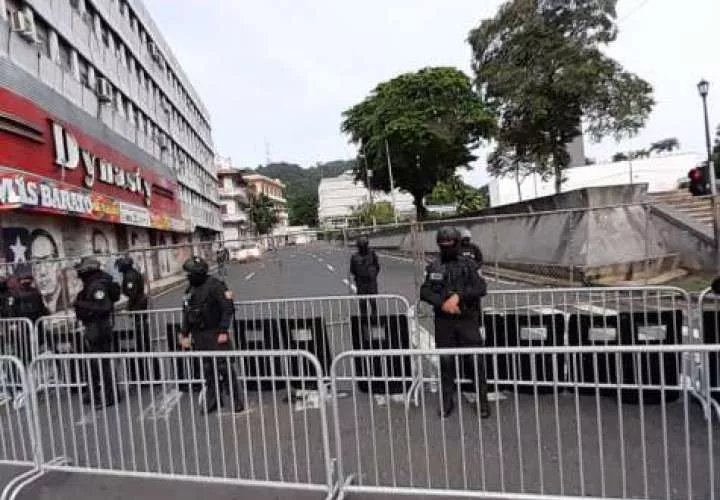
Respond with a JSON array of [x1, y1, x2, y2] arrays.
[[93, 290, 106, 300], [224, 290, 234, 300], [127, 282, 134, 289], [429, 272, 444, 281]]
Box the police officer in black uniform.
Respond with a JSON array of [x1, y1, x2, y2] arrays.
[[179, 256, 244, 414], [420, 227, 490, 419], [116, 256, 150, 350], [10, 264, 49, 362], [74, 257, 121, 408], [459, 229, 483, 270], [216, 245, 230, 280], [350, 235, 381, 317]]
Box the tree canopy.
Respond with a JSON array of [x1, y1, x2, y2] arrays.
[[341, 66, 495, 220], [470, 0, 655, 193], [248, 193, 278, 235], [427, 176, 489, 214]]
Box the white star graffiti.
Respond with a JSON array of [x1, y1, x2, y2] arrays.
[[9, 236, 27, 263]]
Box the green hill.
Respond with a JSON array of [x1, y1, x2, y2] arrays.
[[255, 160, 355, 226]]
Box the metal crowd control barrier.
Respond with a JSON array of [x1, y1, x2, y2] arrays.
[[697, 287, 720, 421], [23, 350, 335, 497], [0, 319, 34, 392], [97, 295, 413, 391], [330, 345, 720, 500], [412, 286, 710, 415]]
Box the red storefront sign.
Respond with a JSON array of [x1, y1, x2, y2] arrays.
[[0, 88, 184, 228]]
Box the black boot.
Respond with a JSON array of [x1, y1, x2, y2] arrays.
[[438, 393, 455, 418], [203, 394, 219, 415], [478, 390, 491, 419]]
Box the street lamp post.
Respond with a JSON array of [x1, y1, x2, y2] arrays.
[[698, 79, 716, 195], [699, 79, 720, 272]]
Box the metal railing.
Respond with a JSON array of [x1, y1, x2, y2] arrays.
[[330, 344, 720, 500], [26, 350, 334, 493]]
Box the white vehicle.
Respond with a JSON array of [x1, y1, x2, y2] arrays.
[[232, 243, 262, 262]]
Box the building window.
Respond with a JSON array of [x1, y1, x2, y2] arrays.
[[101, 24, 110, 48], [70, 0, 80, 10], [5, 0, 21, 20], [35, 18, 50, 57], [79, 57, 90, 87], [59, 39, 72, 73]]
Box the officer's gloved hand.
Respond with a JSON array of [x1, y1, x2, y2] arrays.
[[217, 332, 229, 344]]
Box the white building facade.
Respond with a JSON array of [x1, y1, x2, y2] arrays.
[[488, 153, 702, 207], [216, 158, 249, 245], [318, 170, 415, 228], [0, 0, 220, 312]]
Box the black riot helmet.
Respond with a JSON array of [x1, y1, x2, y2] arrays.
[[460, 228, 472, 245], [115, 255, 134, 273], [436, 227, 461, 261], [356, 235, 370, 254], [75, 257, 101, 280], [183, 256, 209, 286]]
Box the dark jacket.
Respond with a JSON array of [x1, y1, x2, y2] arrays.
[[420, 255, 487, 320], [74, 270, 117, 323], [217, 248, 230, 263], [0, 290, 12, 318], [121, 268, 148, 310], [181, 276, 234, 336], [459, 242, 483, 269], [10, 286, 49, 323], [350, 250, 381, 284]]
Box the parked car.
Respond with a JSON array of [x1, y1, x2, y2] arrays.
[[232, 243, 262, 262]]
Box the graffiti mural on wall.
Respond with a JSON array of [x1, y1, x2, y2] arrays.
[[1, 227, 68, 313]]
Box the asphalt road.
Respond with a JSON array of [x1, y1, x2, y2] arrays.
[[2, 242, 718, 500]]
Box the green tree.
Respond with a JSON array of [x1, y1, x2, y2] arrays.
[[612, 152, 629, 162], [470, 0, 654, 193], [341, 66, 495, 220], [288, 192, 318, 226], [353, 201, 396, 226], [428, 176, 488, 213], [487, 142, 535, 201], [248, 194, 278, 235]]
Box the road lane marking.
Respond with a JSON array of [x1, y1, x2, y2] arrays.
[[318, 257, 324, 262], [244, 272, 256, 281], [326, 264, 335, 273]]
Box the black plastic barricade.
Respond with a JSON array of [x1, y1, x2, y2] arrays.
[[278, 317, 332, 389], [569, 310, 682, 404], [114, 328, 161, 383], [482, 311, 565, 394], [350, 314, 411, 394], [234, 318, 284, 390], [166, 323, 203, 393], [701, 310, 719, 402]]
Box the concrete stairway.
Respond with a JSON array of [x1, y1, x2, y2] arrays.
[[648, 189, 714, 231]]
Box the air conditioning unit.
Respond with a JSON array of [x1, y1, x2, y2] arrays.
[[158, 135, 168, 150], [96, 77, 112, 103], [11, 11, 36, 42]]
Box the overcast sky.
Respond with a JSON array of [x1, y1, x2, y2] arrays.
[[144, 0, 720, 187]]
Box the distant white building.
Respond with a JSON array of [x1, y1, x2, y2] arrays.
[[488, 153, 702, 207], [318, 171, 415, 228]]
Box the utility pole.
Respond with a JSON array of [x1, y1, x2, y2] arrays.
[[385, 138, 398, 224]]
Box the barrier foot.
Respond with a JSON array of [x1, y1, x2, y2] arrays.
[[329, 474, 356, 500], [0, 457, 68, 500]]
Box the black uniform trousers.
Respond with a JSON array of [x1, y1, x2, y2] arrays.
[[356, 280, 378, 317], [85, 319, 115, 398], [434, 316, 487, 399], [194, 331, 242, 405]]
